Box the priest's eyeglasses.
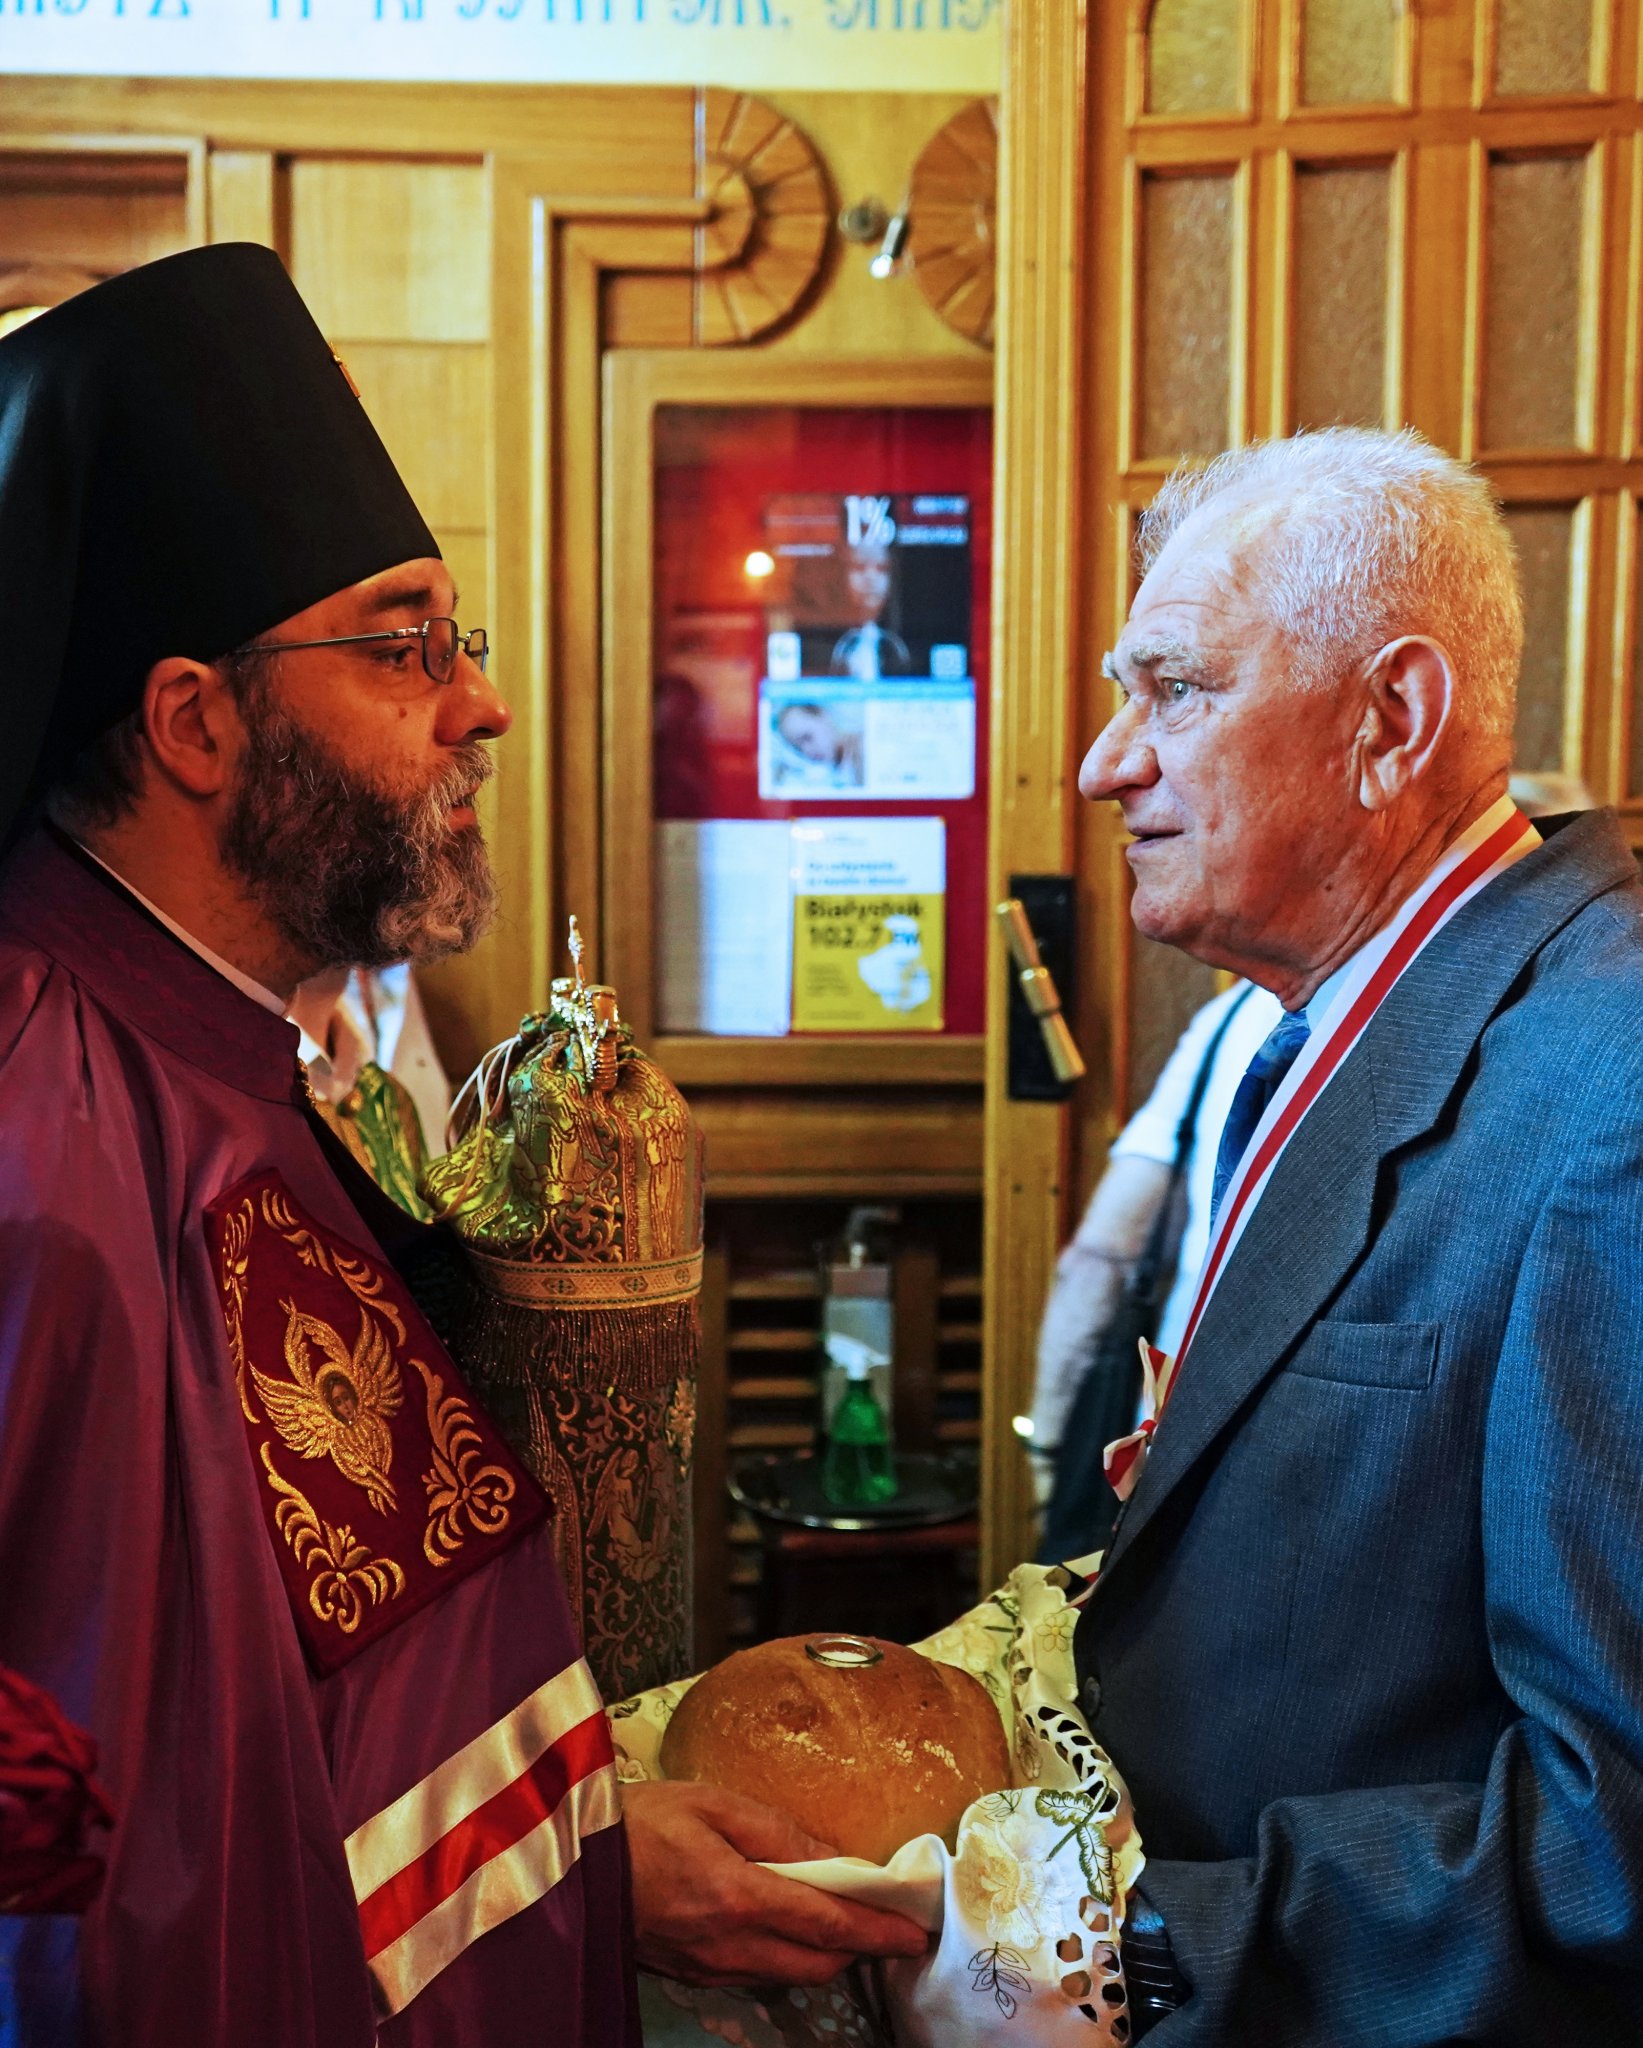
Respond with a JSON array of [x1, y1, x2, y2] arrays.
[[260, 617, 489, 685]]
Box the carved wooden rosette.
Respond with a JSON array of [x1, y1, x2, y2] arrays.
[[602, 88, 831, 350], [906, 97, 999, 351]]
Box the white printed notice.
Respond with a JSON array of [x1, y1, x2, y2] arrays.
[[656, 819, 794, 1037], [757, 678, 975, 801], [0, 0, 999, 91]]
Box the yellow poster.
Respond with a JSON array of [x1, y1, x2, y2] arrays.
[[791, 819, 945, 1032]]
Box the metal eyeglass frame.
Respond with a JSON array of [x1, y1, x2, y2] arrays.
[[254, 616, 489, 684]]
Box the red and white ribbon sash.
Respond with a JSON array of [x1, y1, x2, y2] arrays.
[[1104, 796, 1541, 1501], [345, 1658, 621, 2016]]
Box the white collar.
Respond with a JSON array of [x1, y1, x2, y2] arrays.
[[1301, 955, 1354, 1034], [75, 843, 288, 1018], [296, 981, 373, 1103]]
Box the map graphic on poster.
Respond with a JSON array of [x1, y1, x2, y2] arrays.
[[758, 491, 975, 801], [790, 818, 945, 1033]]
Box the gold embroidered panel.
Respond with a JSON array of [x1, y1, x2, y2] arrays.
[[207, 1171, 547, 1676]]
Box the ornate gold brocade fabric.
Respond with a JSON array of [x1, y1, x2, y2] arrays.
[[426, 975, 705, 1702]]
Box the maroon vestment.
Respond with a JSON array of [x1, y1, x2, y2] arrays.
[[0, 830, 642, 2046]]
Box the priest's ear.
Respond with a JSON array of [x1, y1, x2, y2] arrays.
[[139, 654, 245, 801]]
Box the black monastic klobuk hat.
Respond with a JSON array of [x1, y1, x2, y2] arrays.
[[0, 242, 437, 841]]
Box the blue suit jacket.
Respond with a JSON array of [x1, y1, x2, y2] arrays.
[[1074, 808, 1643, 2044]]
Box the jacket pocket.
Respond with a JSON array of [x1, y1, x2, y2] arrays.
[[1285, 1318, 1440, 1391]]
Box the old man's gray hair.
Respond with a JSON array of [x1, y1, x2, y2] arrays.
[[1137, 428, 1523, 746]]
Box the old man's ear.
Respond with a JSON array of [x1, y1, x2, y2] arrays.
[[1352, 635, 1455, 814]]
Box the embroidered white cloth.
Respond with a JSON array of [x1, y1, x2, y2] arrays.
[[612, 1561, 1142, 2047]]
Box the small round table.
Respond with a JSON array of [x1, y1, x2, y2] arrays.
[[728, 1449, 980, 1642]]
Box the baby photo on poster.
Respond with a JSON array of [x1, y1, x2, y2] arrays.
[[790, 819, 946, 1033]]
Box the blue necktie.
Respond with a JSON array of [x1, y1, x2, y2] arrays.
[[1210, 1009, 1312, 1226]]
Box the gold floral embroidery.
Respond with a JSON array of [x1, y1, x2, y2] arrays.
[[252, 1299, 403, 1515], [217, 1197, 257, 1422], [259, 1187, 406, 1342], [259, 1443, 405, 1633], [412, 1355, 515, 1567]]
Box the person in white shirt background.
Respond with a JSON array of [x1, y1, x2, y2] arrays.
[[288, 962, 453, 1217]]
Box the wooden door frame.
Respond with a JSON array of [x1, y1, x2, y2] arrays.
[[982, 1, 1100, 1583], [601, 346, 993, 1083]]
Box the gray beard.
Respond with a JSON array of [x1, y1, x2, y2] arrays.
[[219, 699, 497, 971]]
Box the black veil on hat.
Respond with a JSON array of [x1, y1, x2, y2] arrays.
[[0, 241, 437, 842]]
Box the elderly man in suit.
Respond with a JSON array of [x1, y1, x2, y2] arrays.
[[1076, 427, 1643, 2044]]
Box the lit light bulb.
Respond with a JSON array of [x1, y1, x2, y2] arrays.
[[743, 549, 776, 580]]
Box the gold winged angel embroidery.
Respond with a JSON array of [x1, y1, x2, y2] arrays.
[[251, 1298, 403, 1515]]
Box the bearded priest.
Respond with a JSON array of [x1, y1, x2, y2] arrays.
[[0, 246, 638, 2046]]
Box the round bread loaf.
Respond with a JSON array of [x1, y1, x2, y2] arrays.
[[659, 1633, 1010, 1864]]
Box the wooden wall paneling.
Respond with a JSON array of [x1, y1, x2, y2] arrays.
[[276, 154, 501, 1075], [1252, 0, 1288, 443], [0, 79, 708, 179], [1477, 0, 1616, 105], [485, 93, 839, 1054], [657, 1038, 987, 1088], [1269, 145, 1298, 435], [1617, 125, 1643, 801], [891, 1235, 943, 1451], [984, 0, 1094, 1584], [1384, 146, 1413, 427], [693, 1241, 731, 1666], [206, 149, 281, 251], [1568, 491, 1604, 781], [287, 160, 488, 344], [1581, 136, 1614, 454], [483, 107, 702, 1045], [1587, 129, 1641, 801], [690, 1090, 985, 1198], [1072, 14, 1141, 1214], [1617, 127, 1642, 463], [0, 134, 203, 278], [1612, 488, 1639, 799]]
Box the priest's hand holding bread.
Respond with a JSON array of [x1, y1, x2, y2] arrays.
[[623, 1633, 1007, 1985], [624, 1779, 930, 1986]]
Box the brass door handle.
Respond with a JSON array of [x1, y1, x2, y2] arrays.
[[996, 896, 1086, 1085]]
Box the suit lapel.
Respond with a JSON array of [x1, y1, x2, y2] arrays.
[[1094, 809, 1637, 1584]]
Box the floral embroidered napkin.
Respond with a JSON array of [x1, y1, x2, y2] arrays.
[[611, 1561, 1143, 2046]]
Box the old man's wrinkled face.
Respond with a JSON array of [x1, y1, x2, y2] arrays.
[[1078, 509, 1366, 972]]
